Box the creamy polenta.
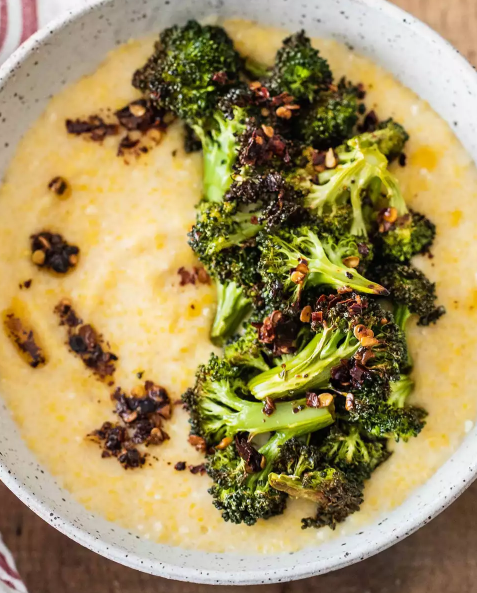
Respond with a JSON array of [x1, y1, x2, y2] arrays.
[[0, 19, 476, 554]]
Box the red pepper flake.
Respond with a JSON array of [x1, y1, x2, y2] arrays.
[[212, 71, 228, 84], [263, 397, 276, 416], [188, 463, 207, 475]]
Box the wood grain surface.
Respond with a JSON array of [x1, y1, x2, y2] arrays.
[[1, 1, 477, 591]]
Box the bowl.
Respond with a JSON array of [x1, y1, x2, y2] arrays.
[[1, 0, 477, 584]]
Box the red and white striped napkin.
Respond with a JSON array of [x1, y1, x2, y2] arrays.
[[0, 2, 97, 590]]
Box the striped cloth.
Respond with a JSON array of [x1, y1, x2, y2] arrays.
[[0, 2, 97, 591]]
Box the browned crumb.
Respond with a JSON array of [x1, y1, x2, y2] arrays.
[[188, 463, 207, 475], [3, 311, 46, 368], [54, 299, 118, 380], [30, 232, 79, 274], [177, 266, 211, 286], [88, 381, 172, 470], [66, 116, 119, 141], [48, 176, 71, 199], [19, 279, 32, 290]]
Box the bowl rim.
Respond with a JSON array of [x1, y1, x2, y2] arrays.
[[1, 0, 477, 584]]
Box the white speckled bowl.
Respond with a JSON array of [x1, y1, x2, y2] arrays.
[[0, 0, 477, 584]]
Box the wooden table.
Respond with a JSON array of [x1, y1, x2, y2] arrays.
[[1, 1, 477, 591]]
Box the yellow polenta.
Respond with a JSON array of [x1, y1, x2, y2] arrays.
[[0, 19, 476, 554]]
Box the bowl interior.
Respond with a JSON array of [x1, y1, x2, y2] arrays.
[[1, 0, 477, 584]]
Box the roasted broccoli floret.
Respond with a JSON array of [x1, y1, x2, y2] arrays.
[[374, 262, 446, 328], [189, 200, 263, 257], [377, 210, 436, 263], [388, 374, 415, 409], [208, 418, 336, 526], [224, 324, 270, 373], [300, 143, 396, 239], [133, 23, 253, 202], [346, 375, 426, 441], [258, 226, 387, 309], [297, 81, 360, 149], [269, 439, 363, 529], [133, 20, 241, 122], [353, 118, 409, 162], [207, 433, 287, 525], [188, 201, 264, 343], [269, 31, 332, 101], [297, 130, 433, 260], [183, 354, 335, 445], [318, 422, 390, 482], [248, 293, 403, 400], [226, 170, 306, 229]]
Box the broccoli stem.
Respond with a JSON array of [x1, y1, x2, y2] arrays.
[[203, 388, 335, 438], [193, 111, 246, 203], [268, 467, 337, 502], [248, 422, 333, 492], [211, 281, 252, 345], [291, 230, 387, 295], [248, 328, 359, 400], [244, 56, 270, 79]]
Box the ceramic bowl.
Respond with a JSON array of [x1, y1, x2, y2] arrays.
[[1, 0, 477, 584]]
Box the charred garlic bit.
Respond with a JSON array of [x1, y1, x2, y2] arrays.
[[48, 176, 71, 200], [30, 232, 80, 274], [3, 308, 46, 368], [88, 381, 172, 469], [54, 299, 118, 380]]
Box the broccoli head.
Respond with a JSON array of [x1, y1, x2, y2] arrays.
[[317, 421, 390, 482], [298, 143, 392, 241], [354, 118, 409, 162], [297, 80, 360, 149], [341, 373, 426, 441], [133, 20, 241, 123], [269, 439, 363, 529], [377, 209, 436, 263], [373, 262, 445, 327], [388, 374, 415, 409], [208, 415, 337, 526], [269, 31, 332, 101], [224, 324, 271, 373], [208, 433, 288, 525], [258, 226, 387, 310], [189, 200, 263, 257]]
